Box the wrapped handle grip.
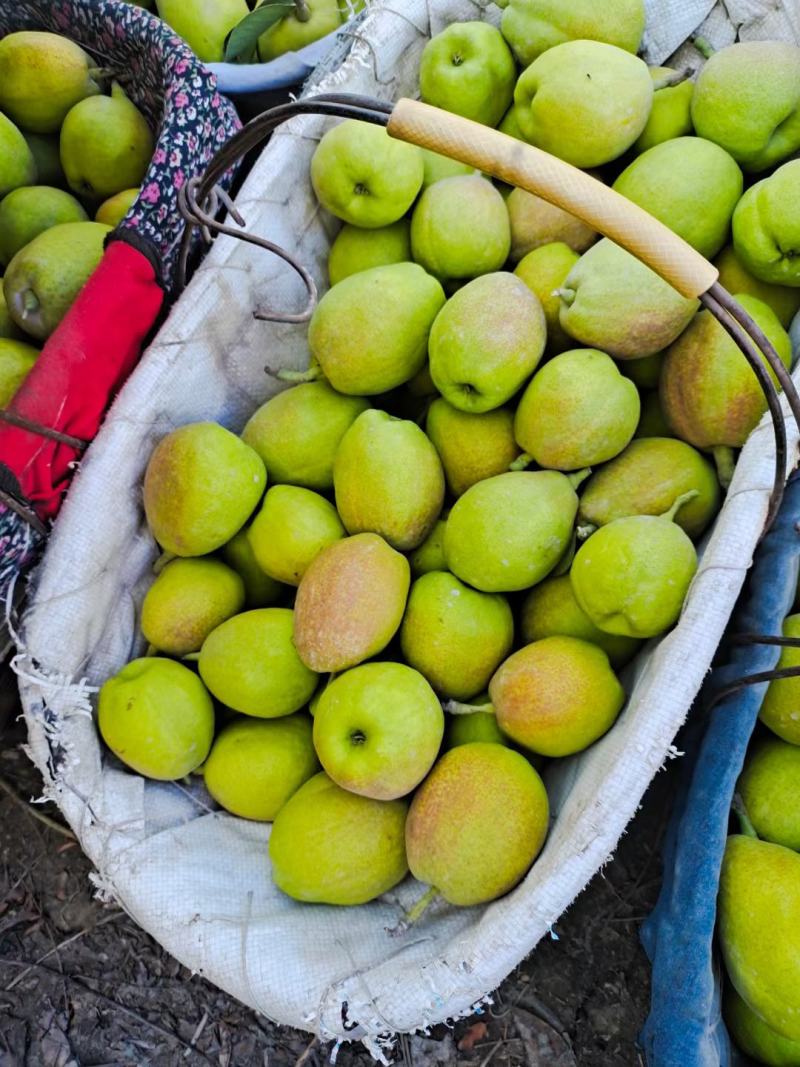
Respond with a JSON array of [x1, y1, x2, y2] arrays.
[[387, 99, 718, 300]]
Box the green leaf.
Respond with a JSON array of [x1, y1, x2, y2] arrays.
[[224, 1, 295, 63]]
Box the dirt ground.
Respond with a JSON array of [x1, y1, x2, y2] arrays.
[[0, 707, 673, 1067]]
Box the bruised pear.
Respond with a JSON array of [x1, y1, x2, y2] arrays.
[[333, 409, 444, 551], [426, 398, 520, 497], [293, 533, 410, 672]]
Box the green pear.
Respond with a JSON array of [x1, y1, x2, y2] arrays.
[[401, 571, 514, 700], [420, 149, 475, 189], [313, 662, 443, 800], [406, 742, 549, 906], [445, 709, 509, 749], [307, 262, 445, 394], [428, 272, 546, 413], [203, 714, 319, 822], [489, 636, 624, 755], [724, 983, 800, 1067], [497, 103, 526, 140], [0, 339, 38, 405], [520, 574, 640, 667], [635, 392, 674, 439], [739, 737, 800, 851], [514, 41, 653, 167], [199, 608, 317, 717], [732, 161, 800, 288], [24, 133, 65, 187], [0, 187, 88, 267], [0, 289, 27, 342], [0, 32, 100, 134], [311, 119, 423, 228], [220, 526, 283, 608], [570, 496, 698, 638], [258, 0, 341, 61], [514, 242, 580, 353], [0, 114, 37, 198], [327, 220, 410, 286], [156, 0, 249, 62], [95, 188, 138, 228], [60, 86, 153, 201], [143, 422, 266, 556], [613, 137, 743, 259], [247, 485, 345, 585], [98, 658, 214, 780], [293, 533, 410, 671], [691, 42, 800, 172], [3, 221, 110, 341], [410, 175, 511, 282], [445, 470, 581, 592], [242, 381, 368, 491], [715, 245, 800, 328], [759, 614, 800, 745], [507, 188, 597, 264], [514, 348, 640, 470], [719, 834, 800, 1042], [578, 437, 721, 540], [141, 557, 245, 656], [558, 239, 700, 359], [619, 352, 663, 390], [426, 398, 520, 497], [499, 0, 645, 67], [633, 67, 694, 154], [419, 21, 516, 128], [333, 409, 444, 550], [269, 772, 408, 905], [660, 293, 792, 454], [409, 519, 447, 576]]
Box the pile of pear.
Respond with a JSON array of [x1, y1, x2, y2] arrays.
[[98, 3, 800, 921], [0, 30, 153, 403]]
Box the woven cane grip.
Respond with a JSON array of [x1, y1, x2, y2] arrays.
[[387, 99, 718, 300]]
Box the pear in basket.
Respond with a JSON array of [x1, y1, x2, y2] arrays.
[[514, 349, 640, 470], [156, 0, 249, 63], [269, 773, 409, 906], [715, 246, 800, 328], [400, 571, 513, 702], [428, 273, 545, 413], [333, 409, 444, 551], [719, 834, 800, 1042], [758, 615, 800, 746], [248, 485, 345, 585], [557, 239, 699, 359], [0, 338, 38, 405], [498, 0, 644, 67], [0, 32, 100, 133], [313, 662, 443, 800], [405, 743, 549, 909], [419, 22, 516, 128], [419, 149, 475, 190], [660, 294, 792, 485], [257, 0, 341, 63], [23, 132, 65, 188], [293, 533, 410, 672], [95, 188, 139, 228], [141, 557, 245, 656], [445, 702, 510, 750], [738, 737, 800, 851], [570, 491, 698, 639], [0, 115, 37, 198], [0, 186, 88, 267], [514, 242, 580, 354], [327, 220, 410, 285], [507, 190, 596, 264], [143, 422, 266, 557], [426, 399, 519, 498], [221, 526, 283, 608], [733, 160, 800, 288], [633, 67, 694, 154], [409, 518, 447, 576], [724, 984, 800, 1067]]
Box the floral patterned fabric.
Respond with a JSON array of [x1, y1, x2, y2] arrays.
[[0, 0, 241, 285]]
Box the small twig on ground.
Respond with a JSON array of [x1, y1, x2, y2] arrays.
[[5, 910, 121, 991], [478, 1039, 504, 1067], [0, 775, 75, 840], [184, 1010, 210, 1058], [294, 1034, 318, 1066]]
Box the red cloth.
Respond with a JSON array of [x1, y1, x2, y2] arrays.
[[0, 240, 164, 522]]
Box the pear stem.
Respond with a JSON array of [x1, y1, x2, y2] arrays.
[[713, 446, 736, 489], [555, 287, 575, 307], [294, 0, 312, 20], [732, 793, 759, 839], [660, 489, 699, 523], [389, 885, 441, 937], [88, 66, 123, 80], [145, 643, 158, 657], [509, 453, 533, 472], [443, 699, 494, 717], [153, 550, 176, 575], [651, 68, 694, 92], [567, 468, 592, 491], [267, 364, 322, 384], [692, 35, 716, 59], [182, 652, 201, 663], [576, 523, 597, 541]]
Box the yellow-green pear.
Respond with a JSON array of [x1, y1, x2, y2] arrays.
[[0, 187, 88, 267], [220, 526, 283, 608], [520, 575, 640, 667], [426, 399, 520, 497], [401, 571, 514, 701], [327, 220, 410, 286], [269, 772, 408, 905], [445, 709, 509, 750], [293, 533, 410, 671], [3, 221, 110, 341], [0, 32, 100, 134], [419, 22, 516, 128], [258, 0, 341, 61], [633, 68, 694, 154], [499, 0, 645, 67], [507, 188, 597, 264], [242, 381, 368, 491], [489, 636, 625, 755], [715, 245, 800, 328], [95, 188, 138, 228], [732, 161, 800, 288], [334, 409, 444, 551], [409, 519, 447, 576], [0, 114, 37, 198], [98, 658, 214, 780], [247, 485, 345, 585], [156, 0, 249, 62], [307, 262, 446, 394], [23, 133, 65, 187], [405, 743, 549, 906], [420, 148, 475, 189], [141, 557, 245, 656], [515, 41, 653, 167], [203, 714, 319, 822], [739, 737, 800, 851], [199, 608, 318, 718], [759, 614, 800, 745], [0, 339, 38, 406], [143, 422, 266, 556], [515, 242, 580, 353], [724, 984, 800, 1067], [60, 86, 153, 201]]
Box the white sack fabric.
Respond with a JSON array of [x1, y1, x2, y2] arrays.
[[15, 0, 800, 1057]]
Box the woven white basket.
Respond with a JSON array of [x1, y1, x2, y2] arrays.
[[16, 0, 800, 1056]]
